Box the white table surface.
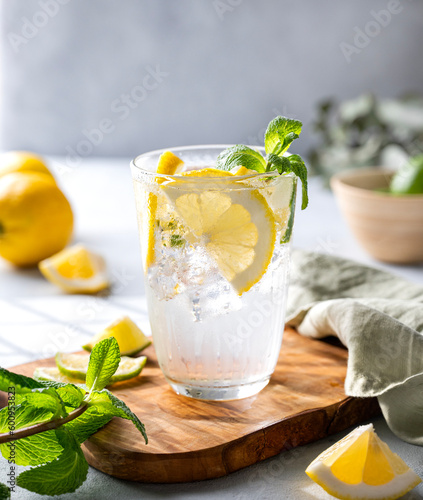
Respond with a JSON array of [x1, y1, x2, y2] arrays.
[[1, 158, 422, 500]]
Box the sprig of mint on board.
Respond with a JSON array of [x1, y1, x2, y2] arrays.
[[216, 116, 309, 209], [0, 337, 147, 498]]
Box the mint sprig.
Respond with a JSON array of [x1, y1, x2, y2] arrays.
[[216, 115, 309, 209], [0, 337, 147, 497]]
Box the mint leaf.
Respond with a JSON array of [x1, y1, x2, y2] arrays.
[[170, 234, 185, 248], [16, 429, 88, 496], [267, 154, 291, 174], [104, 390, 148, 444], [0, 402, 55, 434], [0, 367, 42, 393], [216, 145, 267, 172], [64, 405, 115, 444], [24, 388, 67, 420], [281, 186, 296, 244], [264, 116, 302, 155], [0, 431, 63, 466], [86, 337, 120, 392], [56, 385, 85, 409], [267, 153, 309, 209], [66, 389, 147, 444], [287, 154, 309, 210], [0, 483, 10, 500]]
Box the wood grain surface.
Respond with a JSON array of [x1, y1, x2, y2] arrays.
[[9, 327, 380, 483]]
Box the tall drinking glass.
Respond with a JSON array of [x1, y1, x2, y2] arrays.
[[131, 145, 296, 400]]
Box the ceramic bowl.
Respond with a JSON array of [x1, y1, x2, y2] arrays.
[[331, 168, 423, 264]]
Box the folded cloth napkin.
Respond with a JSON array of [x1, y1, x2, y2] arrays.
[[286, 249, 423, 445]]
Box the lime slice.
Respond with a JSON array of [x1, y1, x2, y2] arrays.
[[82, 316, 151, 356], [55, 352, 147, 384], [34, 366, 84, 385]]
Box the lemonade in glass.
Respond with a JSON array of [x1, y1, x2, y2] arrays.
[[130, 118, 308, 400]]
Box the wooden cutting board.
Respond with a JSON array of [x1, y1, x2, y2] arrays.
[[8, 327, 380, 483]]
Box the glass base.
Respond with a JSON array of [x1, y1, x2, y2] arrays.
[[165, 377, 270, 401]]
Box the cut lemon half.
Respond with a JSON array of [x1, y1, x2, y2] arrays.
[[306, 423, 421, 500], [39, 244, 109, 294], [82, 316, 151, 356], [33, 367, 85, 385], [144, 151, 184, 270], [55, 352, 147, 384], [162, 169, 276, 295]]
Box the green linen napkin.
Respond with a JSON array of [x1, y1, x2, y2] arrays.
[[286, 249, 423, 445]]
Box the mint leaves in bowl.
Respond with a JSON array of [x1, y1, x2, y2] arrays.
[[331, 164, 423, 264], [390, 155, 423, 195]]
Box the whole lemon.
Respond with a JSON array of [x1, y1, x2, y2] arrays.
[[0, 151, 55, 181], [0, 172, 74, 266]]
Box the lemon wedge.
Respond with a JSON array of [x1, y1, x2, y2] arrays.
[[306, 423, 421, 500], [82, 316, 151, 356], [162, 168, 276, 295], [55, 352, 147, 384], [143, 151, 184, 270], [33, 367, 84, 385], [39, 244, 109, 294]]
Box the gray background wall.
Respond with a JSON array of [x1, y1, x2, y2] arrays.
[[0, 0, 422, 161]]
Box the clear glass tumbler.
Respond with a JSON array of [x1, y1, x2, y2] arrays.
[[131, 145, 296, 400]]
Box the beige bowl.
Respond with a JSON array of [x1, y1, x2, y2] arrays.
[[331, 168, 423, 264]]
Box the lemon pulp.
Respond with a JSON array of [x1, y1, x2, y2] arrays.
[[161, 167, 276, 295]]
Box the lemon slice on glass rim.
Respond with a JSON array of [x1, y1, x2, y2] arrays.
[[39, 244, 109, 294], [306, 423, 421, 500], [161, 167, 276, 295]]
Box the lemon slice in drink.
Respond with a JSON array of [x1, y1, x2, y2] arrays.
[[82, 316, 151, 356], [143, 151, 184, 270], [231, 166, 255, 176], [55, 352, 147, 384], [306, 423, 421, 500], [179, 167, 233, 178], [162, 168, 276, 295], [39, 244, 109, 294], [34, 367, 84, 385]]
